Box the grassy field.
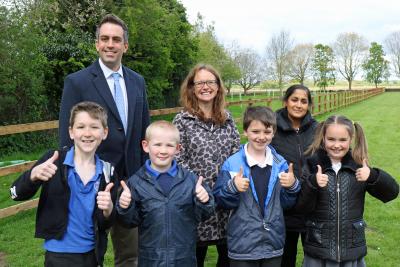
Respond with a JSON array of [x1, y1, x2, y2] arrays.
[[0, 93, 399, 266]]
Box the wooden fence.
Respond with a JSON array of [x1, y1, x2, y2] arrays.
[[0, 88, 384, 219]]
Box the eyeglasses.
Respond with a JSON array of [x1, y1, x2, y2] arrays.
[[193, 80, 218, 89]]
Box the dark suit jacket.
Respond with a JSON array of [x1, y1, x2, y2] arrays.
[[59, 60, 150, 178]]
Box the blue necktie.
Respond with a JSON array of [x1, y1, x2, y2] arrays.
[[112, 73, 127, 133]]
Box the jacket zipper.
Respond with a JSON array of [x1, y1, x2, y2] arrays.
[[336, 172, 341, 262], [165, 196, 169, 265], [296, 131, 302, 177], [249, 175, 270, 231], [251, 182, 269, 231]]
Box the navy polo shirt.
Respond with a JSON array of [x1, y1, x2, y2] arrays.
[[145, 159, 178, 195]]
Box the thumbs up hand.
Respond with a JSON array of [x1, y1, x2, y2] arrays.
[[279, 163, 296, 188], [119, 180, 132, 209], [316, 165, 329, 188], [30, 151, 59, 182], [356, 159, 370, 182], [195, 176, 209, 203], [97, 182, 114, 218], [234, 167, 250, 192]]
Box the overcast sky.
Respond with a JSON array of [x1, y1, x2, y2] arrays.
[[179, 0, 400, 54]]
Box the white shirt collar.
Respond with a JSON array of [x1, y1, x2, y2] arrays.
[[98, 58, 124, 79], [244, 143, 273, 168], [332, 162, 342, 174]]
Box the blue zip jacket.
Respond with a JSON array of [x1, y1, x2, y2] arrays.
[[213, 144, 300, 260], [117, 164, 215, 266]]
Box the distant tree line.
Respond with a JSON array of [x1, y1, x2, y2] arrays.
[[244, 30, 397, 93]]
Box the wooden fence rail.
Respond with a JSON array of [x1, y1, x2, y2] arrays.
[[0, 88, 384, 219], [0, 98, 275, 136]]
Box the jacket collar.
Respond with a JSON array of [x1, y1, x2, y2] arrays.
[[276, 108, 316, 132], [90, 60, 122, 125], [313, 149, 359, 172], [179, 110, 234, 131], [239, 144, 285, 168], [140, 164, 186, 187]]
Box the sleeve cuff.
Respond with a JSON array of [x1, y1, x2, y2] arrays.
[[288, 178, 300, 192], [227, 178, 239, 194], [367, 167, 379, 184]]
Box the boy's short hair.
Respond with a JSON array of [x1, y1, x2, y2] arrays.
[[145, 120, 180, 144], [243, 106, 277, 132], [69, 101, 108, 128]]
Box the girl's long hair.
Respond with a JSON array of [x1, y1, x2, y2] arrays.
[[306, 115, 368, 164]]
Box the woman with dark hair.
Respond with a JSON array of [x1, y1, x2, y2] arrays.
[[173, 64, 240, 267], [271, 84, 318, 267]]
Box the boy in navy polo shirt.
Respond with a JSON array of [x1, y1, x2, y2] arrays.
[[213, 106, 300, 267], [10, 102, 118, 266], [116, 120, 215, 266]]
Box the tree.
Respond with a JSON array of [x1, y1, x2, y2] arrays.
[[220, 53, 241, 94], [0, 5, 48, 124], [194, 14, 241, 94], [362, 42, 389, 88], [24, 0, 107, 118], [385, 31, 400, 79], [156, 0, 198, 107], [312, 44, 336, 90], [333, 32, 368, 90], [265, 30, 293, 94], [287, 43, 314, 85], [119, 0, 197, 108], [234, 47, 262, 95]]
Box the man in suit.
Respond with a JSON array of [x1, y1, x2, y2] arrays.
[[59, 14, 149, 267]]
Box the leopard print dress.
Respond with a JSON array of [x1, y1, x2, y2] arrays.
[[173, 110, 240, 244]]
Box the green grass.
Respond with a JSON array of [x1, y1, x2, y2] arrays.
[[0, 93, 399, 266]]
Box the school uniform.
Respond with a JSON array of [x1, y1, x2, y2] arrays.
[[10, 147, 118, 266]]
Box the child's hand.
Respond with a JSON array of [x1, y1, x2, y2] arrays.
[[234, 167, 250, 192], [97, 182, 114, 218], [119, 180, 132, 209], [356, 159, 370, 182], [316, 165, 329, 188], [30, 151, 59, 182], [195, 176, 209, 203], [279, 163, 296, 188]]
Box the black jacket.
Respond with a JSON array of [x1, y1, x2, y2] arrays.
[[296, 149, 399, 262], [10, 148, 119, 266], [271, 108, 318, 231]]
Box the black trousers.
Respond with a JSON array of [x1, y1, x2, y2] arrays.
[[44, 250, 97, 267], [230, 256, 282, 267], [281, 231, 306, 267], [197, 243, 230, 267]]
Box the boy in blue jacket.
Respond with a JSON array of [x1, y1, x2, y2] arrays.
[[213, 106, 300, 267], [116, 120, 214, 266], [10, 101, 118, 266]]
